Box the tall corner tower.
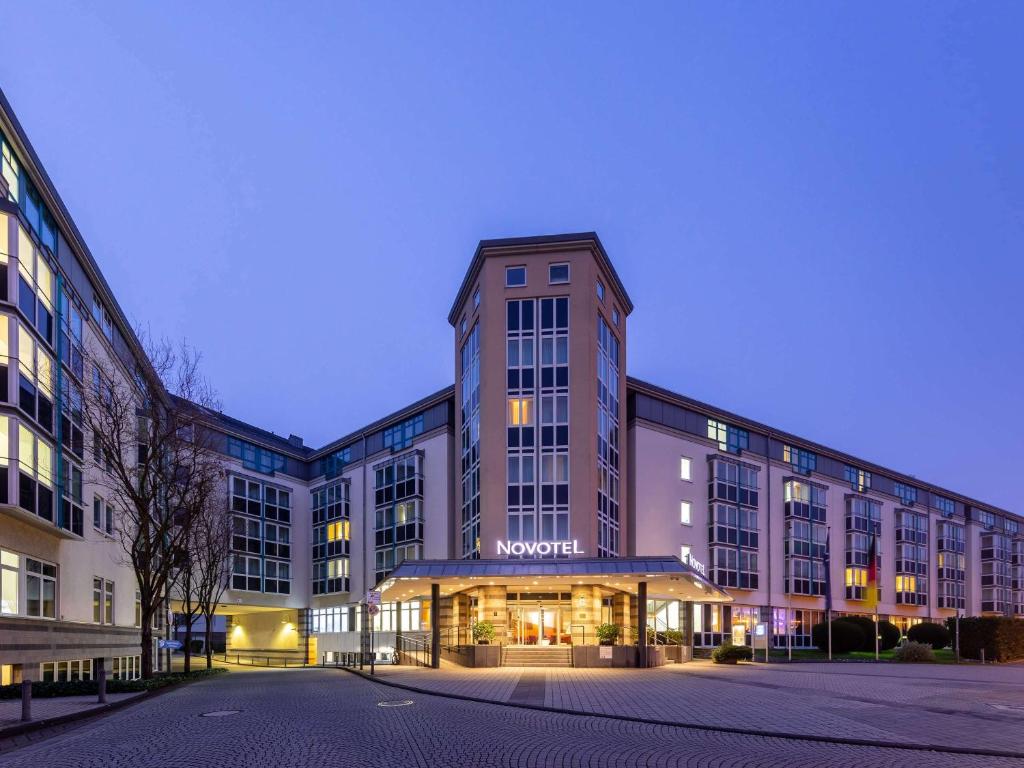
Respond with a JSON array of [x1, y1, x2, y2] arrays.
[[448, 233, 633, 560]]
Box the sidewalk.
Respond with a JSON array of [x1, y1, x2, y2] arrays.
[[0, 692, 142, 729], [361, 660, 1024, 754]]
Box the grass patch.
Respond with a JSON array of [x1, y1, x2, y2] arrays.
[[767, 647, 958, 663]]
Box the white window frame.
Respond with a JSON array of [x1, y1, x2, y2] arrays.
[[679, 456, 692, 482], [680, 500, 692, 526]]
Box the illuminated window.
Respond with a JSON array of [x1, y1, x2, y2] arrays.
[[0, 550, 19, 615], [326, 559, 348, 579], [680, 545, 691, 563], [895, 574, 916, 593], [508, 397, 534, 426], [679, 456, 692, 481], [548, 263, 570, 284], [0, 212, 8, 263], [680, 500, 692, 525], [707, 418, 748, 453], [327, 520, 349, 541], [1, 136, 19, 202], [845, 567, 867, 588], [505, 266, 526, 287], [844, 466, 871, 492], [783, 445, 816, 473]]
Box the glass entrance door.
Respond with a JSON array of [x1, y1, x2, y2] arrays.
[[507, 602, 565, 645]]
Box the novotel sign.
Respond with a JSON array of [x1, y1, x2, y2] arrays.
[[497, 540, 584, 557], [684, 553, 707, 577]]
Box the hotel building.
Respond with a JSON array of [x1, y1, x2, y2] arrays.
[[1, 86, 1021, 678]]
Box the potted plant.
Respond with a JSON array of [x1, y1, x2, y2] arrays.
[[596, 623, 619, 646], [472, 620, 496, 645]]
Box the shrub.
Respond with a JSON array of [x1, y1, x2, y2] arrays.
[[894, 641, 936, 663], [907, 622, 951, 650], [471, 621, 496, 644], [833, 615, 898, 652], [948, 616, 1024, 662], [596, 623, 620, 646], [812, 619, 864, 654], [712, 644, 753, 664], [0, 668, 227, 699]]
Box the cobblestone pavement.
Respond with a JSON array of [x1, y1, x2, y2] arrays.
[[373, 660, 1024, 753], [0, 692, 140, 728], [0, 668, 1021, 768]]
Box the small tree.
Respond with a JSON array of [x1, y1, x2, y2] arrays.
[[84, 334, 222, 678], [907, 622, 951, 650], [192, 490, 232, 669]]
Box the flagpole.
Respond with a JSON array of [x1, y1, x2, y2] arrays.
[[825, 525, 832, 661], [874, 611, 879, 661]]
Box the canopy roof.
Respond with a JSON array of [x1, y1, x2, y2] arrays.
[[376, 556, 732, 603]]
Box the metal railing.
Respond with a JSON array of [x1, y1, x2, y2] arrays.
[[396, 634, 432, 667], [217, 653, 306, 668]]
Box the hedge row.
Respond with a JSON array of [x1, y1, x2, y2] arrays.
[[811, 617, 899, 653], [0, 667, 227, 700], [947, 616, 1024, 662]]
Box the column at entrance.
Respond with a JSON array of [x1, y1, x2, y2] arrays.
[[570, 585, 601, 645], [478, 586, 507, 642]]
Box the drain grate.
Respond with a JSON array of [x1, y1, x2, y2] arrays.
[[377, 700, 414, 708], [202, 710, 241, 717]]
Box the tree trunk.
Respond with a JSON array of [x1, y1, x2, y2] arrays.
[[140, 614, 154, 679], [184, 618, 193, 674], [205, 614, 214, 669]]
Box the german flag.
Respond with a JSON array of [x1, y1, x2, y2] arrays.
[[864, 533, 878, 613]]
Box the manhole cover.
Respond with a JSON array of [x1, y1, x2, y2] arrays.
[[377, 700, 414, 708], [202, 710, 241, 717]]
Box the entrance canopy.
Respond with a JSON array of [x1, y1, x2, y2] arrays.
[[377, 556, 732, 603]]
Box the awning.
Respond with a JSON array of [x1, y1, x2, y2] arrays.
[[376, 556, 732, 603]]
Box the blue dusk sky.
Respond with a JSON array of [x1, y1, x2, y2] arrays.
[[1, 3, 1021, 509]]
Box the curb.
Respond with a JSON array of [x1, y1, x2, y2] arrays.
[[0, 673, 225, 749], [338, 667, 1024, 760]]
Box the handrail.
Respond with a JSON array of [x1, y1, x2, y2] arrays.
[[218, 653, 306, 668], [569, 624, 586, 646]]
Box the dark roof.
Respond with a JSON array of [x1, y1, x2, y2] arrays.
[[447, 232, 634, 325], [628, 376, 1019, 521], [387, 556, 702, 580]]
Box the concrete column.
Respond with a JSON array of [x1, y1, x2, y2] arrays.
[[431, 583, 440, 669], [638, 581, 648, 668]]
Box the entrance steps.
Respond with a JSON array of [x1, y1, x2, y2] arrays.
[[502, 646, 573, 667]]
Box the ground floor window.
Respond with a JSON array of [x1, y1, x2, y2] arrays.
[[112, 655, 140, 681], [40, 658, 93, 682]]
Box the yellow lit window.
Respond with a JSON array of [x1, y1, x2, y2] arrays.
[[327, 520, 349, 542], [36, 260, 53, 310], [18, 424, 32, 477], [508, 397, 534, 426], [0, 318, 7, 364], [0, 416, 7, 467], [327, 559, 348, 578], [396, 501, 418, 524], [896, 575, 916, 593], [845, 567, 867, 588], [18, 325, 32, 379]]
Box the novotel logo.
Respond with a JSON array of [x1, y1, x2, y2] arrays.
[[684, 553, 707, 577], [497, 540, 585, 557]]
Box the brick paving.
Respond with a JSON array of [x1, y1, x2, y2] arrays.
[[0, 667, 1020, 767], [373, 660, 1024, 754]]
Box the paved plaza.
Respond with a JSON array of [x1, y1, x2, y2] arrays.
[[371, 659, 1024, 754], [0, 664, 1021, 767]]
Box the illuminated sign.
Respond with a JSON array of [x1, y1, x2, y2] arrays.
[[684, 552, 706, 577], [497, 540, 584, 557]]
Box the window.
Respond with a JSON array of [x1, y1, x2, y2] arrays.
[[25, 557, 56, 618], [612, 308, 619, 326], [18, 424, 54, 520], [134, 590, 141, 627], [782, 445, 816, 474], [844, 465, 871, 492], [2, 133, 20, 202], [934, 496, 955, 516], [473, 287, 480, 309], [226, 437, 286, 475], [680, 500, 692, 525], [548, 263, 570, 284], [320, 446, 351, 479], [460, 316, 467, 335], [894, 482, 918, 506], [16, 226, 55, 345], [505, 266, 526, 287], [17, 321, 55, 431], [93, 495, 114, 535], [680, 545, 691, 564], [92, 297, 113, 342], [507, 397, 534, 426], [596, 280, 605, 301], [0, 550, 18, 615], [382, 415, 424, 451], [707, 418, 748, 453], [679, 456, 692, 481]]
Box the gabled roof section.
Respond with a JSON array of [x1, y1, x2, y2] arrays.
[[447, 232, 634, 325]]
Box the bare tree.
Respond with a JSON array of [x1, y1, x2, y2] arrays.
[[83, 334, 222, 678], [192, 491, 232, 669]]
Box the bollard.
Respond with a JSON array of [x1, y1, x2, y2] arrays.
[[21, 679, 32, 722], [981, 649, 986, 664], [98, 667, 107, 704]]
